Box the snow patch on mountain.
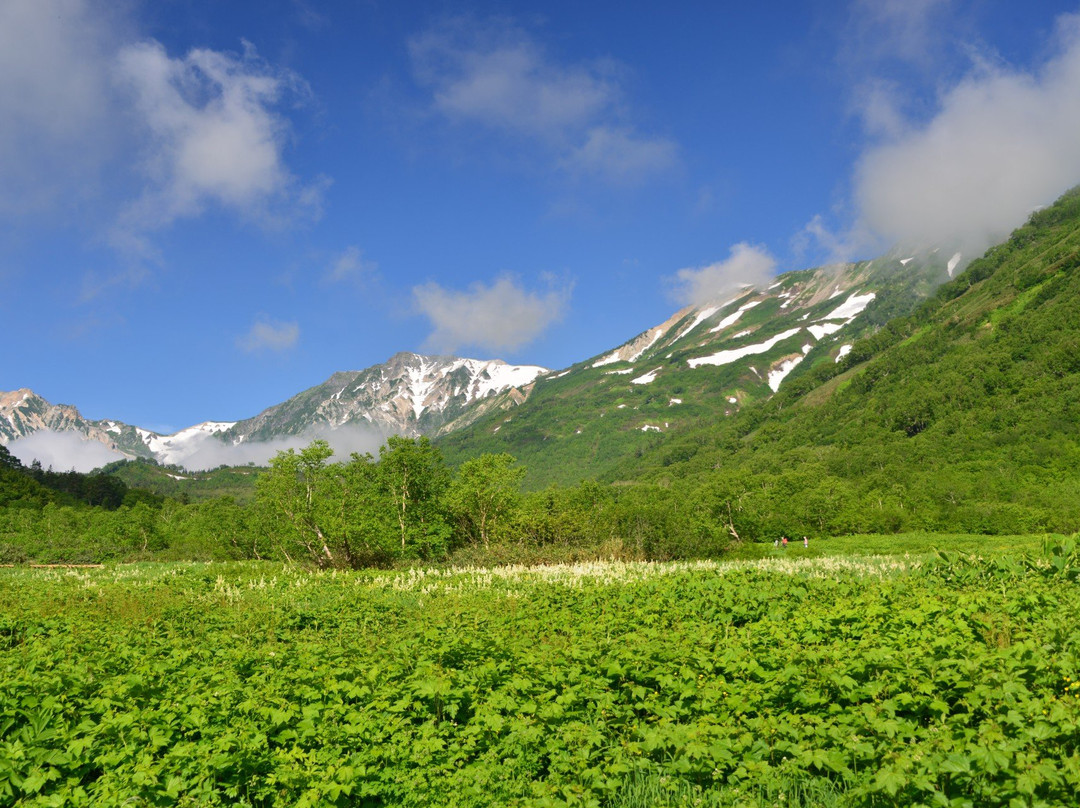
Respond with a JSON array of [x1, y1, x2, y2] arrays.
[[688, 328, 802, 369], [710, 300, 761, 333], [449, 358, 547, 404], [592, 307, 693, 366], [671, 306, 719, 342], [806, 322, 845, 340], [947, 252, 962, 277], [768, 356, 804, 392], [820, 292, 876, 322], [631, 368, 662, 385]]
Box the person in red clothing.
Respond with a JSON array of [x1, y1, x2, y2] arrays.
[[781, 536, 788, 547]]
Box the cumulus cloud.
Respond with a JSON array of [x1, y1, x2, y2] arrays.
[[854, 15, 1080, 254], [670, 243, 777, 307], [238, 317, 300, 353], [322, 246, 377, 285], [157, 425, 385, 471], [411, 22, 613, 138], [113, 39, 320, 235], [7, 430, 125, 473], [0, 1, 322, 267], [408, 18, 677, 184], [414, 275, 570, 354]]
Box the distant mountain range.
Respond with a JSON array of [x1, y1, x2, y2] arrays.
[[2, 247, 960, 472], [0, 355, 548, 468]]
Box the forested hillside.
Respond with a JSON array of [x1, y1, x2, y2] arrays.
[[101, 458, 261, 504], [438, 250, 953, 488], [608, 187, 1080, 537]]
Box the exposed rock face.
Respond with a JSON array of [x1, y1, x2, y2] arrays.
[[0, 389, 155, 459], [220, 353, 548, 443], [2, 354, 549, 467]]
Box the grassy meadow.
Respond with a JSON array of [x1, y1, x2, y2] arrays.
[[2, 533, 1079, 807]]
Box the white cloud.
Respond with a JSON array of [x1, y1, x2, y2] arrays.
[[0, 3, 321, 243], [414, 275, 569, 354], [7, 430, 125, 473], [851, 79, 910, 139], [563, 126, 678, 185], [238, 317, 300, 353], [409, 18, 676, 184], [0, 0, 120, 214], [411, 23, 613, 139], [854, 13, 1080, 254], [671, 243, 777, 307], [323, 245, 377, 285], [157, 425, 384, 471], [113, 40, 319, 234]]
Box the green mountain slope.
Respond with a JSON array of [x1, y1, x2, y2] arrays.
[[601, 187, 1080, 537], [439, 250, 955, 487], [100, 459, 261, 504]]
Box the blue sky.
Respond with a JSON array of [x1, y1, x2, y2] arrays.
[[4, 0, 1080, 432]]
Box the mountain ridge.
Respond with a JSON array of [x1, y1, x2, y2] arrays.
[[437, 248, 957, 486], [1, 353, 548, 469]]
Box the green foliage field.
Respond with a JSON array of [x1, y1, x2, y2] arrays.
[[3, 540, 1079, 806]]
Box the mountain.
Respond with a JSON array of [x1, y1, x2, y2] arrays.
[[3, 245, 959, 476], [1, 353, 548, 469], [0, 389, 155, 460], [591, 187, 1080, 536], [1, 239, 970, 478], [438, 248, 958, 486], [222, 352, 548, 445]]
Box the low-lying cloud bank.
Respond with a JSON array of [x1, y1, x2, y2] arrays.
[[160, 425, 386, 471], [6, 425, 389, 475], [6, 431, 126, 473]]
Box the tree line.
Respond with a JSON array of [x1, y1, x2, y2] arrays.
[[0, 439, 728, 566]]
